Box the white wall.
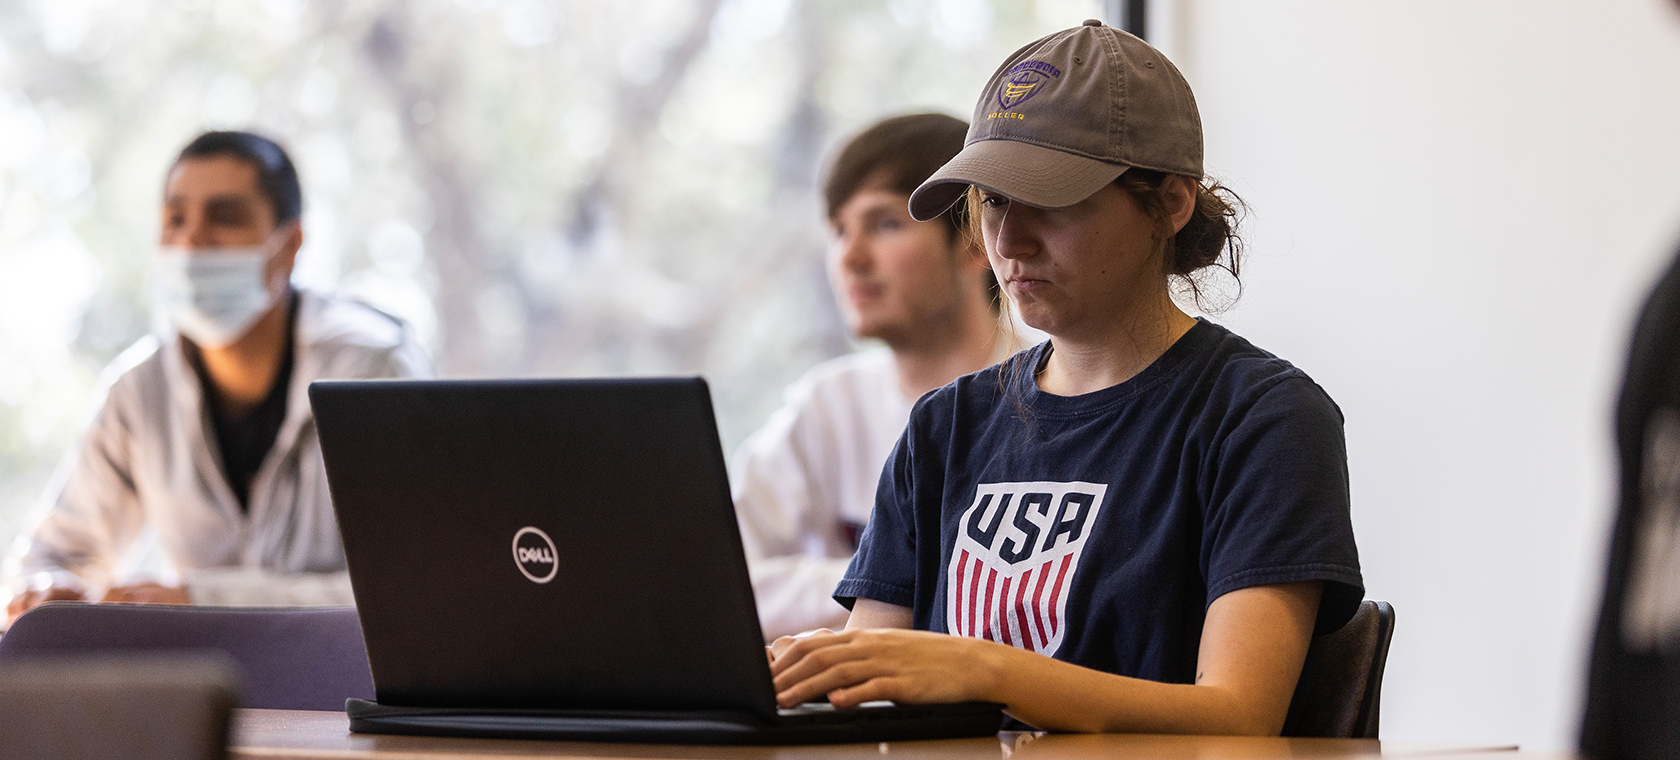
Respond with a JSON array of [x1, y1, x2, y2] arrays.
[[1162, 0, 1680, 750]]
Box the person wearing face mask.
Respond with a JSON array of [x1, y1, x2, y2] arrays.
[[2, 131, 431, 623]]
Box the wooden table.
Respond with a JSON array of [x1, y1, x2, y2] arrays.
[[229, 709, 1526, 760]]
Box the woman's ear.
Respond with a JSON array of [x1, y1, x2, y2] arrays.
[[1164, 175, 1198, 235]]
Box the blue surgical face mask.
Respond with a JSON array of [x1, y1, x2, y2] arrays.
[[153, 235, 286, 349]]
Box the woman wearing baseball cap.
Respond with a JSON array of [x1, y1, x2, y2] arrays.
[[769, 21, 1363, 734]]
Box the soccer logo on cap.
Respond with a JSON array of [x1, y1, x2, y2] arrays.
[[994, 61, 1062, 114], [946, 481, 1107, 656], [512, 526, 558, 584]]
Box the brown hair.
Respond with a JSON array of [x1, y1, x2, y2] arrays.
[[825, 113, 999, 310], [965, 170, 1246, 313], [825, 113, 970, 242], [1115, 169, 1246, 311]]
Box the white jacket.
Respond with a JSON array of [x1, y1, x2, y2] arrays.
[[731, 349, 915, 640], [3, 290, 431, 606]]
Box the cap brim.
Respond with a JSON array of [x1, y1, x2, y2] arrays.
[[908, 139, 1131, 221]]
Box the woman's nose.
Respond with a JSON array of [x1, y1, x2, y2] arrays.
[[988, 208, 1032, 260]]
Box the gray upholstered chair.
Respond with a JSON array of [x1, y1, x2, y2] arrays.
[[0, 603, 373, 711], [1282, 600, 1396, 738], [0, 655, 237, 760]]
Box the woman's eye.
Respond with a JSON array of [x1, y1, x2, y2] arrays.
[[876, 217, 902, 232], [980, 195, 1009, 209]]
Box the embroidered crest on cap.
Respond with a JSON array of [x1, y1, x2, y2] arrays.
[[992, 61, 1062, 118]]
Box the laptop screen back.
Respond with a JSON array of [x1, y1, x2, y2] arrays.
[[311, 377, 776, 716]]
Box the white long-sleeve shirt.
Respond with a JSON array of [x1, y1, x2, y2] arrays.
[[731, 348, 915, 640], [2, 290, 431, 606]]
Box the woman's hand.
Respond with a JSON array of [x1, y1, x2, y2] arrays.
[[768, 628, 835, 662], [767, 628, 835, 665], [769, 628, 1007, 708]]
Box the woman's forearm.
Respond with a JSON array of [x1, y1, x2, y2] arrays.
[[981, 643, 1286, 735], [787, 585, 1318, 733], [844, 597, 915, 630], [978, 583, 1321, 735]]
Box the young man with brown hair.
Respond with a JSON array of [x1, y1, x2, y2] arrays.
[[732, 114, 1003, 641]]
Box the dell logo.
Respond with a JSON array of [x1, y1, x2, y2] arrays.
[[517, 546, 553, 564], [512, 526, 558, 584]]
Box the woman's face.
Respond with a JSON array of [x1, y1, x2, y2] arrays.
[[979, 182, 1166, 340]]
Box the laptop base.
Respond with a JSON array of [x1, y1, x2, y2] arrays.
[[346, 698, 1003, 745]]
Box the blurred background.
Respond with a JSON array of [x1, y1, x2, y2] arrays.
[[2, 0, 1680, 751]]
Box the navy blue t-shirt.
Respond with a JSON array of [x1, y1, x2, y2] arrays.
[[835, 320, 1363, 686]]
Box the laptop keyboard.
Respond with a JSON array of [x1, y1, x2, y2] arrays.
[[776, 701, 919, 725], [777, 700, 895, 717]]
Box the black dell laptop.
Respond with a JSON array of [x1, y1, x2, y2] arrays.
[[309, 377, 1001, 744]]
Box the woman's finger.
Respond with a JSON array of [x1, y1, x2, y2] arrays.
[[768, 631, 831, 671], [826, 676, 907, 709], [769, 628, 836, 661], [772, 637, 875, 691], [776, 657, 894, 707], [769, 630, 855, 677], [772, 632, 893, 687]]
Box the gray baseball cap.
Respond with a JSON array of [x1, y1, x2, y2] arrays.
[[908, 19, 1204, 221]]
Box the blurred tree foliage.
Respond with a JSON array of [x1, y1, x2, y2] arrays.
[[0, 0, 1097, 552]]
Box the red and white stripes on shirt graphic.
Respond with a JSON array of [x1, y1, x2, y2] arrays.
[[945, 481, 1108, 656]]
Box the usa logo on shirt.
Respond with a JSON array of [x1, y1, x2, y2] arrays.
[[947, 481, 1108, 656]]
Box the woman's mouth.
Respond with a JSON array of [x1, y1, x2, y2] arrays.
[[1007, 276, 1049, 292]]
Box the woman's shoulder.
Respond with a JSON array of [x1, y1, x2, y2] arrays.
[[1192, 322, 1342, 424]]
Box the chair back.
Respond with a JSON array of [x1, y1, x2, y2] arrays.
[[1281, 600, 1396, 739], [0, 603, 373, 711], [0, 655, 237, 760]]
